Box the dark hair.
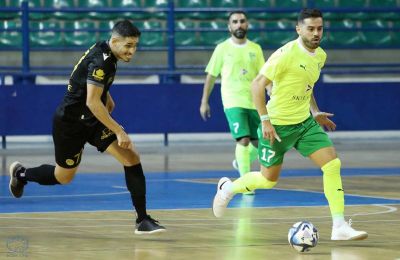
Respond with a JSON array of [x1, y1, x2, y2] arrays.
[[228, 10, 247, 21], [297, 8, 323, 23], [112, 20, 141, 37]]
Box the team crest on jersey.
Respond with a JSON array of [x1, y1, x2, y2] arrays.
[[249, 52, 256, 60], [92, 69, 105, 81]]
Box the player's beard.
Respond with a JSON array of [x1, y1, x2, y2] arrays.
[[302, 36, 321, 49], [233, 28, 247, 39]]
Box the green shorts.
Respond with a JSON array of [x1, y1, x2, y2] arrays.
[[258, 115, 333, 167], [224, 107, 260, 140]]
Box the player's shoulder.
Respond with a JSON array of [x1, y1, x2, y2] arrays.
[[90, 41, 115, 66], [215, 39, 230, 49], [316, 46, 327, 60], [269, 40, 295, 60], [246, 39, 263, 51]]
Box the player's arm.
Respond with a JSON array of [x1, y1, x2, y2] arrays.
[[252, 74, 281, 144], [310, 93, 336, 131], [86, 84, 131, 149], [200, 73, 217, 121], [106, 92, 115, 114]]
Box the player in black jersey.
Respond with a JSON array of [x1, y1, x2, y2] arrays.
[[9, 20, 166, 235]]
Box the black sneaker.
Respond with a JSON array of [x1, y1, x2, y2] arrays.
[[9, 161, 27, 198], [135, 215, 166, 235]]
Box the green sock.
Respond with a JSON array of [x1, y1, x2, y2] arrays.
[[249, 143, 258, 163], [232, 172, 277, 194], [322, 158, 345, 218], [235, 144, 250, 176]]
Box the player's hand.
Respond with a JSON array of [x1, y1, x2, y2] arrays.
[[313, 112, 336, 131], [262, 120, 281, 145], [200, 102, 211, 121], [116, 129, 132, 149]]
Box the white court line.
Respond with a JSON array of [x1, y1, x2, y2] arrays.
[[0, 191, 129, 199], [0, 205, 396, 222], [1, 219, 400, 230], [273, 187, 400, 201]]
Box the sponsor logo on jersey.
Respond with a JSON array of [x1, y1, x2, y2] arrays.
[[92, 68, 105, 81], [101, 128, 115, 140], [65, 159, 75, 166]]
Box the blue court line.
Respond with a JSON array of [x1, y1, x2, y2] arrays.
[[0, 168, 399, 213]]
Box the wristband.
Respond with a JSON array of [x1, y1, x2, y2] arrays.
[[260, 114, 270, 121]]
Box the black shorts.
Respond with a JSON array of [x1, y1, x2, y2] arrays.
[[52, 115, 117, 168]]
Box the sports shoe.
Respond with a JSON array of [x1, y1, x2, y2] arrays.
[[212, 177, 233, 218], [9, 161, 27, 198], [135, 215, 166, 235], [331, 219, 368, 241]]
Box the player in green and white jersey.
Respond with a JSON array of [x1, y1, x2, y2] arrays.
[[200, 11, 266, 190], [212, 8, 368, 241]]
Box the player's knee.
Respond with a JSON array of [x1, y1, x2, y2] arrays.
[[321, 158, 341, 174], [123, 150, 141, 166], [54, 167, 77, 184], [57, 174, 75, 184], [237, 137, 250, 146]]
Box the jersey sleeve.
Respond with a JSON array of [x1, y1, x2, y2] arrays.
[[319, 49, 327, 70], [87, 57, 107, 88], [205, 44, 223, 77], [259, 47, 288, 81]]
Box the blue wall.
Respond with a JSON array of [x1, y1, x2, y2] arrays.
[[1, 81, 399, 136]]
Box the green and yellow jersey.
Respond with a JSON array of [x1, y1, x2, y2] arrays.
[[260, 38, 327, 125], [205, 38, 265, 109]]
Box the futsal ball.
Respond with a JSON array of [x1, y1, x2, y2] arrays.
[[288, 221, 319, 253]]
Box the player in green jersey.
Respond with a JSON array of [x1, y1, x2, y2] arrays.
[[212, 8, 368, 241], [200, 11, 266, 191]]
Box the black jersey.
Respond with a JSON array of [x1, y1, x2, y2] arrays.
[[56, 41, 118, 126]]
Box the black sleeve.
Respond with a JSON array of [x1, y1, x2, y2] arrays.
[[87, 57, 107, 88]]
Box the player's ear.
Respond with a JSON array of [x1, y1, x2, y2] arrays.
[[296, 24, 301, 35], [110, 37, 119, 45]]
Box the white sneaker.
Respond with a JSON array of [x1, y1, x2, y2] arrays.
[[331, 219, 368, 241], [212, 177, 233, 218]]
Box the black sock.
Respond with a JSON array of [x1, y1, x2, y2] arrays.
[[124, 163, 147, 222], [19, 165, 60, 185]]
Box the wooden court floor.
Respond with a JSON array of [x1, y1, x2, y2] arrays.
[[0, 138, 399, 259]]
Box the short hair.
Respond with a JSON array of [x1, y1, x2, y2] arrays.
[[111, 20, 141, 38], [228, 10, 247, 21], [297, 8, 323, 23]]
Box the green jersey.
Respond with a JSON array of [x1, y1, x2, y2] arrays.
[[260, 39, 327, 125], [205, 38, 265, 109]]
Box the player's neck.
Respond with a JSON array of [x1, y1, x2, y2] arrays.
[[297, 37, 316, 55], [230, 36, 247, 45]]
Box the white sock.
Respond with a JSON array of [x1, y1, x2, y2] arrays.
[[333, 216, 346, 228]]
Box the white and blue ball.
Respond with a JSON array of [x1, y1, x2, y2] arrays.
[[288, 221, 319, 252]]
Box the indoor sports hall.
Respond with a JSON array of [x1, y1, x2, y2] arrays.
[[1, 1, 400, 259]]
